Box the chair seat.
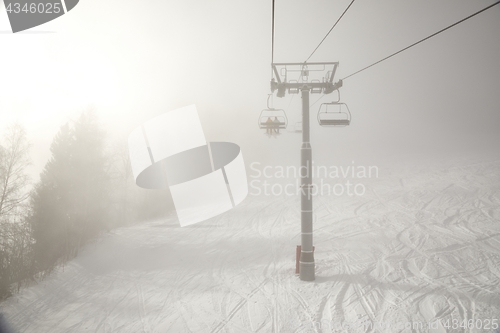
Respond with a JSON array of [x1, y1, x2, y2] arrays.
[[319, 119, 350, 126], [259, 122, 286, 129]]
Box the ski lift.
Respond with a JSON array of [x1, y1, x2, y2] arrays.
[[317, 102, 351, 127], [258, 94, 288, 134], [258, 109, 288, 130]]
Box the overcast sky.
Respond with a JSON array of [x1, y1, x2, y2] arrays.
[[1, 0, 499, 183]]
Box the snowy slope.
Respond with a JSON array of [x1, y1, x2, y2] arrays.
[[1, 156, 500, 333]]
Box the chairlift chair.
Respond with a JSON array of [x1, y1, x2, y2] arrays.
[[258, 108, 288, 130], [317, 102, 351, 127]]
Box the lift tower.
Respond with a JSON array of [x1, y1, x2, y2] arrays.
[[270, 62, 343, 281]]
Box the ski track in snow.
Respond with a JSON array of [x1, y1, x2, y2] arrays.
[[1, 157, 500, 332]]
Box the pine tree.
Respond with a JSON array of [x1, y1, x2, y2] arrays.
[[70, 111, 109, 248], [31, 110, 112, 272], [31, 123, 74, 271]]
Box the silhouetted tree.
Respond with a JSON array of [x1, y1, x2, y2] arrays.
[[107, 142, 136, 227], [0, 124, 31, 219], [0, 123, 32, 299], [30, 123, 74, 271], [31, 111, 111, 271], [70, 111, 110, 248]]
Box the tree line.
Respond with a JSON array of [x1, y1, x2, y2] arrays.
[[0, 111, 173, 300]]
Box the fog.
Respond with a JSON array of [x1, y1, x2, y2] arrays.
[[1, 1, 500, 330], [1, 0, 499, 182]]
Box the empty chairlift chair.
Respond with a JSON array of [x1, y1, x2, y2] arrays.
[[317, 102, 351, 127], [258, 108, 288, 133]]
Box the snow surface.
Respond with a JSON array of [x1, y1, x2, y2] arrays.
[[1, 155, 500, 332]]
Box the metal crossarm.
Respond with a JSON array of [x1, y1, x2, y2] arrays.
[[270, 62, 342, 98]]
